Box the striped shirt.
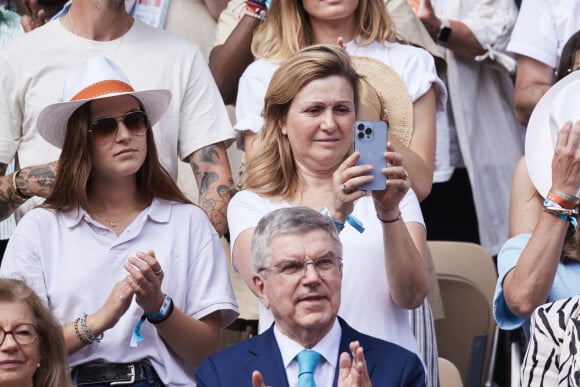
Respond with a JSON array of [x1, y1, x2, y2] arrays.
[[521, 295, 580, 386]]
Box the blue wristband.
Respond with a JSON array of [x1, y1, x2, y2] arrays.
[[320, 207, 365, 233], [145, 295, 172, 321], [130, 317, 146, 347], [130, 295, 173, 348], [345, 214, 365, 233], [543, 198, 578, 230], [555, 212, 579, 230], [320, 207, 345, 231]]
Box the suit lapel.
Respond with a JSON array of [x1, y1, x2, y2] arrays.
[[244, 325, 290, 387], [332, 317, 376, 386]]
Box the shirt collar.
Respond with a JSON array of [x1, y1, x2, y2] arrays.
[[62, 198, 171, 228], [273, 318, 341, 371]]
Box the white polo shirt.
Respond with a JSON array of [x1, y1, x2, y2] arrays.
[[0, 198, 239, 386]]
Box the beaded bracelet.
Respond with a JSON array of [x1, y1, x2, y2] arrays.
[[74, 318, 92, 345], [243, 8, 266, 21], [80, 313, 103, 343]]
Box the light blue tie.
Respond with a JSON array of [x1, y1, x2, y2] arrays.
[[296, 349, 321, 387]]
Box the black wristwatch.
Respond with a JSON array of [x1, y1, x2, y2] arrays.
[[436, 19, 452, 43]]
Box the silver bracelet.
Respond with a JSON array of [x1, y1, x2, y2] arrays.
[[80, 313, 103, 343]]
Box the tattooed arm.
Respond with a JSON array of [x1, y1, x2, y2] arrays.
[[186, 142, 236, 237], [0, 162, 57, 221]]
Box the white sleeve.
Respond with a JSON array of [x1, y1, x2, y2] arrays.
[[186, 216, 239, 326], [0, 53, 22, 165], [462, 0, 517, 50], [233, 60, 278, 149], [399, 188, 425, 227], [178, 46, 235, 158], [507, 0, 558, 67], [396, 45, 447, 116], [226, 190, 271, 270], [0, 211, 48, 305], [213, 0, 242, 47], [455, 0, 518, 73]]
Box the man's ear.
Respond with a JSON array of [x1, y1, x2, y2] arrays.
[[253, 274, 271, 309]]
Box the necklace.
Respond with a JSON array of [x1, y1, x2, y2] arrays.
[[92, 208, 140, 228], [68, 10, 131, 61]]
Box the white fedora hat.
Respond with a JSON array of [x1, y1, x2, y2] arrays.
[[525, 70, 580, 198], [37, 57, 171, 148]]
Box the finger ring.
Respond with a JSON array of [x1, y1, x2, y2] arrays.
[[154, 269, 163, 275], [342, 183, 350, 194]]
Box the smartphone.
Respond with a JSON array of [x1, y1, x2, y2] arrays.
[[353, 120, 388, 191]]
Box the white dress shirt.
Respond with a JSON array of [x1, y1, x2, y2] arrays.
[[274, 319, 342, 387]]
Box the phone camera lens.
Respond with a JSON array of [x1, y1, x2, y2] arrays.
[[357, 132, 365, 139], [357, 123, 365, 131], [365, 128, 372, 135]]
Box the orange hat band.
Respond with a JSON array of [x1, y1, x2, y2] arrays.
[[71, 80, 135, 101]]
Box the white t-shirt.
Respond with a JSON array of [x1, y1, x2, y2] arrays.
[[234, 40, 446, 149], [0, 198, 239, 386], [0, 19, 234, 212], [507, 0, 580, 68], [227, 189, 425, 359]]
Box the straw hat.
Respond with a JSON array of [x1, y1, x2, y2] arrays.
[[525, 70, 580, 198], [351, 56, 414, 147], [37, 57, 171, 148]]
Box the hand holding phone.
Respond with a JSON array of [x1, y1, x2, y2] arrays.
[[353, 120, 388, 191]]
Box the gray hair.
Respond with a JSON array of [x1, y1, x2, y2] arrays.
[[251, 207, 342, 273]]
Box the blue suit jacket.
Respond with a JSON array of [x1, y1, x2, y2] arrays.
[[196, 317, 425, 386]]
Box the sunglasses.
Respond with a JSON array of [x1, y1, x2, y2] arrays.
[[88, 111, 148, 141]]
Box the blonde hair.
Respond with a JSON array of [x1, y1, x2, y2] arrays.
[[244, 44, 360, 200], [252, 0, 398, 61]]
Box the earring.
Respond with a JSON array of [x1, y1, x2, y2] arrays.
[[37, 363, 40, 368]]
